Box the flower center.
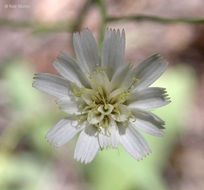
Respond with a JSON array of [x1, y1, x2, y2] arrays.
[[70, 67, 136, 132]]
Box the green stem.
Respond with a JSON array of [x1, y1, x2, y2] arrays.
[[71, 0, 93, 32], [95, 0, 107, 50], [1, 15, 204, 35], [107, 15, 204, 24], [0, 18, 73, 34]]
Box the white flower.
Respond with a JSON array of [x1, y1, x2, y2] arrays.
[[33, 28, 170, 164]]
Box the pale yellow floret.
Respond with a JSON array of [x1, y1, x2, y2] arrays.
[[70, 67, 139, 134]]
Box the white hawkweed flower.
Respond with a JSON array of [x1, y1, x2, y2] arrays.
[[33, 28, 170, 164]]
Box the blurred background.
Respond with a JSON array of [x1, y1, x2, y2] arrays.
[[0, 0, 204, 190]]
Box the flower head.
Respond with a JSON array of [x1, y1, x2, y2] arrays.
[[33, 28, 170, 164]]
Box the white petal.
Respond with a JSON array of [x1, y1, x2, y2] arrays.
[[53, 53, 90, 88], [73, 29, 100, 72], [127, 87, 170, 109], [56, 96, 79, 114], [121, 54, 168, 90], [119, 125, 151, 160], [81, 88, 97, 105], [32, 73, 71, 98], [87, 111, 104, 124], [98, 122, 119, 148], [111, 105, 130, 122], [109, 88, 125, 100], [133, 54, 168, 90], [130, 108, 164, 136], [74, 126, 99, 164], [98, 104, 114, 115], [110, 62, 132, 90], [46, 118, 83, 147], [102, 28, 126, 79], [88, 69, 110, 93], [81, 93, 92, 105]]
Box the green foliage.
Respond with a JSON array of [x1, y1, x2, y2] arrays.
[[0, 61, 62, 190]]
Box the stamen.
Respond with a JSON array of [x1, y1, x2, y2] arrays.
[[110, 90, 129, 105], [94, 123, 102, 133], [107, 130, 111, 136], [70, 82, 86, 97], [104, 117, 109, 131], [128, 111, 136, 122], [70, 67, 134, 133], [75, 114, 87, 125], [128, 77, 140, 91]]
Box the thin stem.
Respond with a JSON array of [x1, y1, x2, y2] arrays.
[[71, 0, 93, 32], [107, 15, 204, 24], [95, 0, 107, 49], [0, 18, 73, 34], [1, 15, 204, 34]]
